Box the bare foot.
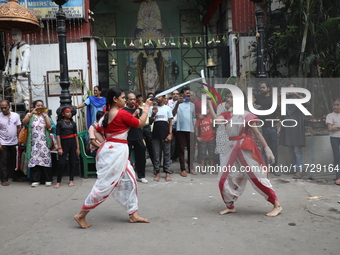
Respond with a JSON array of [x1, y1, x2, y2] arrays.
[[335, 178, 340, 185], [219, 207, 236, 215], [266, 201, 282, 217], [74, 211, 92, 229], [53, 183, 60, 189], [68, 181, 75, 187], [165, 173, 172, 182], [129, 212, 150, 223], [153, 173, 160, 182], [190, 169, 198, 175]]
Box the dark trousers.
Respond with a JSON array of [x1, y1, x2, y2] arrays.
[[171, 127, 179, 160], [0, 145, 17, 182], [153, 138, 171, 173], [128, 140, 146, 178], [30, 166, 52, 183], [142, 125, 154, 165], [177, 131, 194, 171], [330, 137, 340, 179], [57, 138, 77, 183], [261, 126, 278, 167]]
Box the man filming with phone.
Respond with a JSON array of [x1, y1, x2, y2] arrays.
[[172, 87, 196, 177]]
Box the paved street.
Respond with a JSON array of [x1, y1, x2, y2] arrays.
[[1, 160, 339, 255]]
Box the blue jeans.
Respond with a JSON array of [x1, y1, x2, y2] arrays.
[[330, 137, 340, 179], [288, 146, 303, 173], [261, 127, 278, 167]]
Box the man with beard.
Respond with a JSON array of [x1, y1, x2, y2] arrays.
[[0, 100, 21, 186], [172, 87, 196, 176], [123, 93, 148, 184], [137, 94, 155, 167], [256, 82, 280, 175], [279, 83, 306, 179]]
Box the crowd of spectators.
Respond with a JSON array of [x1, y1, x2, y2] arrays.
[[1, 82, 339, 187]]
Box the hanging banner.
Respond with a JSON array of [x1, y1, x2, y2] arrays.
[[18, 0, 84, 20]]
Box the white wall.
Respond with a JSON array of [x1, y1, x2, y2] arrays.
[[90, 39, 99, 87], [30, 42, 92, 127], [229, 34, 237, 77], [271, 0, 284, 10], [229, 36, 257, 78], [238, 36, 256, 77]]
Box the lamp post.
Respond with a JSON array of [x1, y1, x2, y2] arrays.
[[53, 0, 75, 115], [250, 0, 267, 78]]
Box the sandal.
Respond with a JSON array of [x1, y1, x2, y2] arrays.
[[293, 173, 302, 179], [1, 181, 10, 186], [180, 171, 187, 177], [335, 179, 340, 186]]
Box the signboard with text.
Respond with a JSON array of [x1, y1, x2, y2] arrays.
[[17, 0, 84, 20]]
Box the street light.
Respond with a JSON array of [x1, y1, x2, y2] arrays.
[[250, 0, 267, 78], [53, 0, 76, 115]]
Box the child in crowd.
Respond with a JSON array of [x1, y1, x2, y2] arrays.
[[195, 108, 215, 173], [54, 107, 80, 189], [326, 98, 340, 185], [88, 111, 105, 157]]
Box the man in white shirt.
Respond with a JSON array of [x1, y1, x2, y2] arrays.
[[168, 90, 179, 160], [149, 90, 173, 182], [0, 100, 21, 186]]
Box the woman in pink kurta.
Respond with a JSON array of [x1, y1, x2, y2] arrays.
[[208, 95, 282, 217], [74, 88, 152, 228]]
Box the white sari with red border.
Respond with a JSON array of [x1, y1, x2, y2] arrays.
[[82, 111, 138, 215], [218, 111, 278, 208]]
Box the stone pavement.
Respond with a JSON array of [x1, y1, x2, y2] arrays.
[[1, 160, 339, 255]]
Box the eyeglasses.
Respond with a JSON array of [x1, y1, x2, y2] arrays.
[[172, 93, 179, 95]]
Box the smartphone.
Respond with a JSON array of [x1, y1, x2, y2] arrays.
[[36, 107, 48, 113], [183, 98, 190, 102]]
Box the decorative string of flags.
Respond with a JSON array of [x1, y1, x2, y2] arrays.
[[101, 34, 229, 49]]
